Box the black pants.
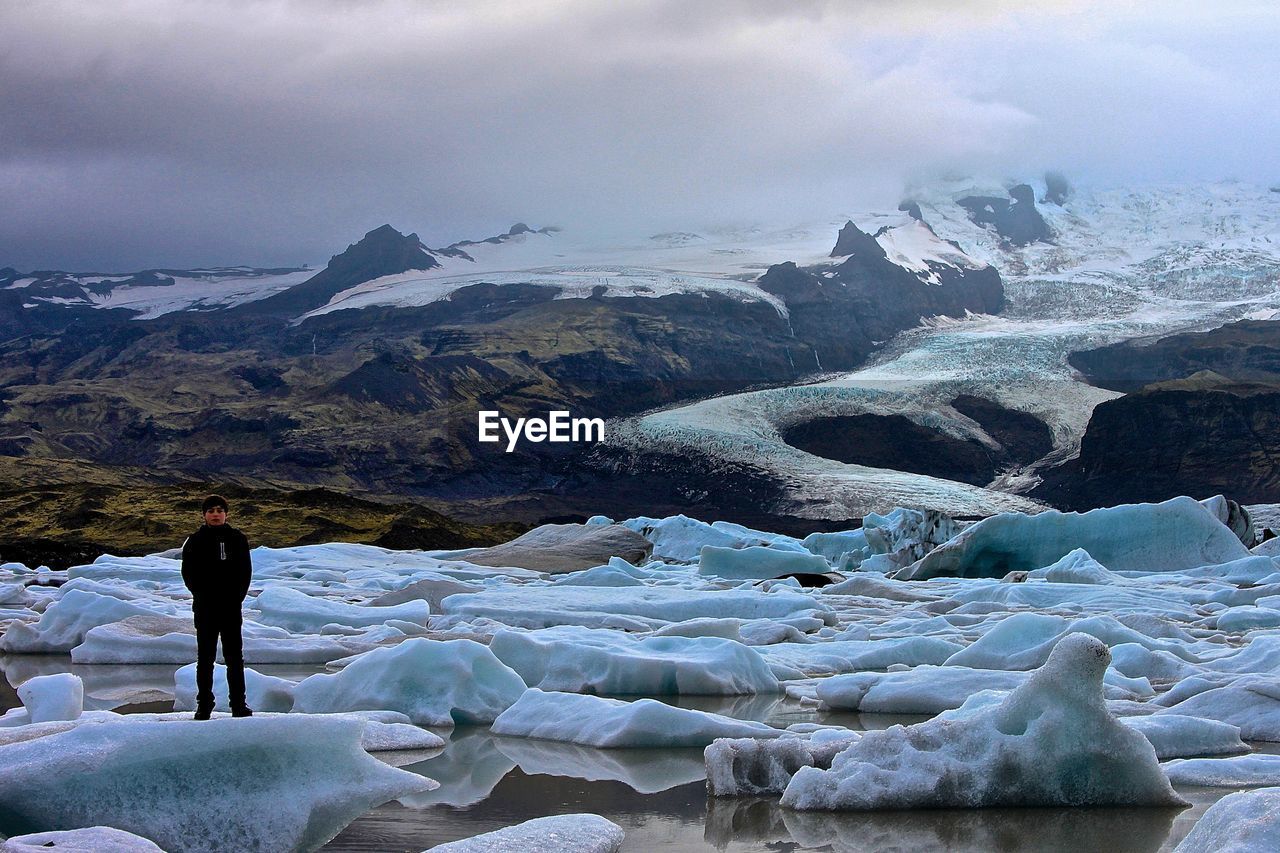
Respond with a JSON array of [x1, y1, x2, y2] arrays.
[[194, 604, 246, 708]]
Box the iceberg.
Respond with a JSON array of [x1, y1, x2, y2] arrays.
[[250, 586, 429, 632], [0, 826, 165, 852], [1157, 677, 1280, 740], [896, 497, 1250, 580], [698, 545, 830, 580], [429, 814, 624, 853], [704, 729, 860, 796], [1163, 754, 1280, 787], [15, 673, 83, 723], [439, 586, 832, 631], [489, 626, 780, 694], [781, 634, 1185, 809], [291, 637, 526, 725], [1173, 787, 1280, 853], [491, 688, 782, 748], [0, 715, 433, 852]]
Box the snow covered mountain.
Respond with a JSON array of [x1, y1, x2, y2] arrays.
[[617, 180, 1280, 520]]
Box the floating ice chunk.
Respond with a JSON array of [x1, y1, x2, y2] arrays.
[[1163, 754, 1280, 787], [1218, 606, 1280, 632], [490, 626, 780, 694], [821, 574, 942, 602], [1028, 549, 1126, 584], [0, 589, 174, 653], [251, 586, 429, 632], [945, 613, 1202, 671], [651, 617, 743, 641], [460, 523, 653, 573], [1202, 636, 1280, 674], [0, 582, 31, 606], [0, 715, 433, 852], [897, 497, 1250, 580], [0, 826, 165, 852], [16, 673, 83, 724], [551, 564, 646, 587], [1109, 643, 1203, 682], [814, 666, 1026, 714], [781, 634, 1184, 810], [70, 613, 373, 664], [491, 689, 782, 748], [705, 730, 860, 796], [801, 530, 868, 564], [172, 663, 297, 713], [429, 813, 624, 853], [698, 545, 830, 580], [763, 636, 963, 678], [439, 586, 831, 631], [291, 638, 525, 725], [1173, 787, 1280, 852], [1157, 677, 1280, 741], [738, 619, 812, 645], [1119, 715, 1248, 760]]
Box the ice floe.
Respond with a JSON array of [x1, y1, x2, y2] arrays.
[[429, 813, 625, 853], [0, 715, 433, 852], [781, 634, 1184, 809], [491, 689, 782, 748], [1173, 787, 1280, 852], [290, 637, 526, 725], [489, 626, 781, 694]]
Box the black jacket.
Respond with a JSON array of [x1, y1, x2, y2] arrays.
[[181, 524, 253, 608]]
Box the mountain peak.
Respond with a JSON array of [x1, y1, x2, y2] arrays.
[[830, 221, 887, 260]]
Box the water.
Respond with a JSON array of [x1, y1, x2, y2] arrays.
[[0, 655, 1253, 852]]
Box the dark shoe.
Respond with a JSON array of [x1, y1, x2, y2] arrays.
[[231, 705, 253, 718], [193, 705, 213, 721]]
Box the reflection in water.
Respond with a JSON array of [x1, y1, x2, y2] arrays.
[[781, 804, 1181, 853], [396, 728, 517, 808], [494, 736, 706, 794], [655, 692, 783, 722]]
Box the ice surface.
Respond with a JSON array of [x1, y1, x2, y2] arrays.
[[0, 715, 433, 852], [438, 586, 832, 631], [705, 731, 860, 796], [898, 497, 1249, 580], [70, 613, 372, 664], [1118, 715, 1248, 760], [250, 586, 429, 632], [491, 688, 782, 748], [762, 636, 963, 678], [699, 545, 830, 580], [0, 589, 175, 653], [290, 637, 526, 725], [1173, 787, 1280, 853], [0, 826, 166, 852], [782, 634, 1184, 809], [16, 673, 83, 723], [428, 813, 625, 853], [1163, 755, 1280, 787], [1157, 678, 1280, 741], [489, 626, 780, 694]]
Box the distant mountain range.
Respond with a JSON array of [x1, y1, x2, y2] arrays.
[[6, 176, 1280, 564]]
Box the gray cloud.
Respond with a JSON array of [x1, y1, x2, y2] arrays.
[[2, 0, 1277, 270]]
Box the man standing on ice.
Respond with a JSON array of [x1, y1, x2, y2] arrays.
[[181, 494, 253, 719]]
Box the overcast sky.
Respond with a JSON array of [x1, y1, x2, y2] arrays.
[[3, 0, 1278, 270]]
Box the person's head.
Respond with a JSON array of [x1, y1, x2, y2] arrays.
[[201, 494, 229, 527]]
